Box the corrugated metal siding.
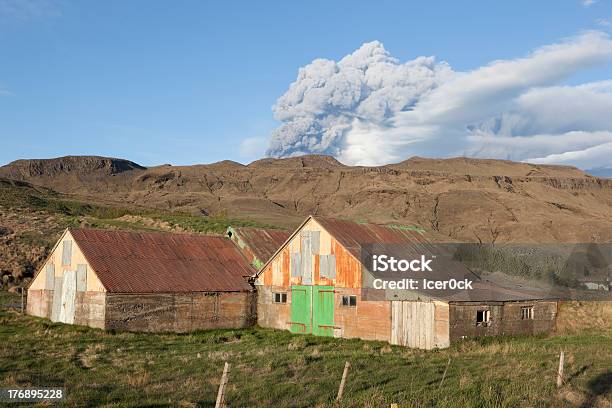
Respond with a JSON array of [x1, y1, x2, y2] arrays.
[[291, 252, 301, 278], [300, 232, 313, 285], [281, 250, 290, 287], [331, 240, 361, 288], [257, 218, 407, 343], [51, 276, 63, 322], [62, 241, 72, 265], [76, 264, 87, 292], [258, 218, 362, 289], [319, 254, 336, 279], [310, 231, 320, 254], [45, 264, 55, 290]]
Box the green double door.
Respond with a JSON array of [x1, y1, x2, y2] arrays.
[[290, 285, 335, 337]]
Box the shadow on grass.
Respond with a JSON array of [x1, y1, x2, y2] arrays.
[[581, 371, 612, 408], [567, 364, 593, 384]]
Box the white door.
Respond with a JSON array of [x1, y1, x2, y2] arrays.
[[58, 270, 77, 324], [391, 301, 435, 349]]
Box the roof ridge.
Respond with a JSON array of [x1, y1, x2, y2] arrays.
[[311, 215, 424, 230], [68, 226, 228, 239]]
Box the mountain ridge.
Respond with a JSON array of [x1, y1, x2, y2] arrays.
[[2, 154, 611, 243], [1, 156, 145, 178]]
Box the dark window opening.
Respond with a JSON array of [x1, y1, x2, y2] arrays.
[[274, 292, 287, 304], [521, 306, 534, 320], [476, 310, 490, 326], [341, 295, 357, 307]]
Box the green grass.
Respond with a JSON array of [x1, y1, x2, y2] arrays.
[[0, 177, 277, 235], [151, 213, 275, 234], [1, 296, 610, 407]]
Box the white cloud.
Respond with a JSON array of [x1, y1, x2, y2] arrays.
[[267, 41, 453, 158], [529, 140, 612, 168], [582, 0, 596, 7], [268, 31, 612, 169]]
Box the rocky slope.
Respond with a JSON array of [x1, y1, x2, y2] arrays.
[[2, 155, 612, 243]]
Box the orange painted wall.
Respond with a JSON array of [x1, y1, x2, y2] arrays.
[[257, 218, 362, 289], [256, 218, 392, 342]]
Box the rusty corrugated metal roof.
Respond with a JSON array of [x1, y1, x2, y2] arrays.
[[230, 227, 291, 265], [69, 228, 254, 293], [313, 216, 552, 302], [313, 216, 434, 260]]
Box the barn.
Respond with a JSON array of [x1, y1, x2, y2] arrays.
[[255, 216, 558, 349], [27, 228, 256, 332]]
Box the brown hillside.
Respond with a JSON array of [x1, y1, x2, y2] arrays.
[[2, 155, 612, 243], [2, 156, 145, 178]]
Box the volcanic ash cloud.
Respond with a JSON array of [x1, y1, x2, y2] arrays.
[[267, 33, 612, 169]]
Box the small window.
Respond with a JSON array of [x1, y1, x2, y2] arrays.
[[476, 310, 490, 326], [274, 292, 287, 304], [341, 295, 357, 307], [521, 306, 534, 320]]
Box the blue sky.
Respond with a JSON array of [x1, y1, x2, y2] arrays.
[[0, 0, 611, 167]]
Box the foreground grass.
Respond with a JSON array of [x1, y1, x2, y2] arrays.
[[1, 295, 610, 407]]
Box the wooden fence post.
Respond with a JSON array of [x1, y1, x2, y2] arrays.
[[557, 351, 564, 388], [439, 357, 451, 389], [215, 362, 230, 408], [336, 361, 351, 401]]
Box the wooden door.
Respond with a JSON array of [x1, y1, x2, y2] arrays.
[[313, 286, 335, 337], [59, 270, 77, 324], [290, 285, 312, 334]]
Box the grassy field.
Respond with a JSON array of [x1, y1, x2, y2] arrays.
[[0, 293, 610, 407]]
